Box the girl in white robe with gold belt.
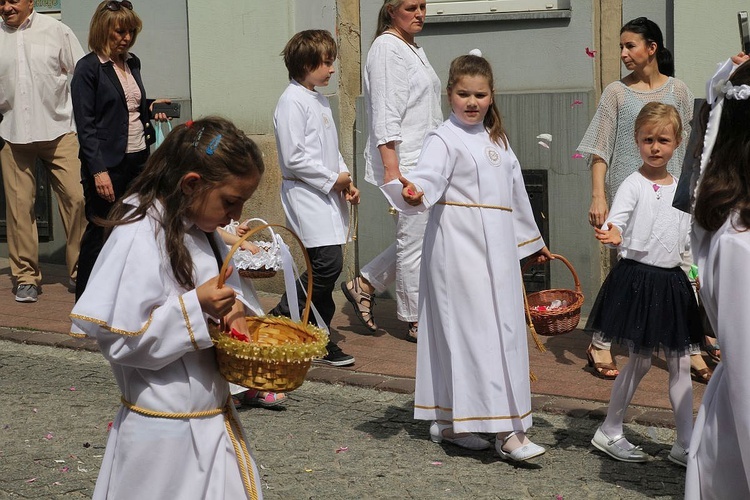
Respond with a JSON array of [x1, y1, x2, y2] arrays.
[[382, 53, 552, 462], [70, 118, 266, 500], [686, 58, 750, 499]]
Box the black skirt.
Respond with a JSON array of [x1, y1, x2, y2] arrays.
[[586, 258, 702, 355]]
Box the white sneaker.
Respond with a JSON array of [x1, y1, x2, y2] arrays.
[[667, 442, 688, 467]]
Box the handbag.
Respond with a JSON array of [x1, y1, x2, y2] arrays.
[[154, 120, 173, 149]]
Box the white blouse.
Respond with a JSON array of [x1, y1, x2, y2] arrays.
[[363, 33, 443, 185], [604, 171, 690, 268]]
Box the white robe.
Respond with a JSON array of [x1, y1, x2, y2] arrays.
[[274, 80, 350, 248], [686, 215, 750, 499], [70, 198, 262, 500], [382, 115, 545, 433]]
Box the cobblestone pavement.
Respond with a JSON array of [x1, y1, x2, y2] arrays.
[[0, 341, 686, 499]]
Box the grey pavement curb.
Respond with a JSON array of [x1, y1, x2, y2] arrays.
[[0, 325, 677, 430]]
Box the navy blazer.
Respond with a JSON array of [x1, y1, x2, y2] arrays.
[[71, 51, 155, 177]]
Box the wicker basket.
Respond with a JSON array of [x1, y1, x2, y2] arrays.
[[521, 254, 584, 336], [231, 219, 281, 279], [211, 224, 328, 391]]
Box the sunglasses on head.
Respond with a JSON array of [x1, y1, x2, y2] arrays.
[[104, 0, 133, 11]]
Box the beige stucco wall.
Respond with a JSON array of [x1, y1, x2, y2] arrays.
[[187, 0, 360, 293], [674, 0, 748, 98]]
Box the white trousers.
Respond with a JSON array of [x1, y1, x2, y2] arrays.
[[361, 211, 428, 323]]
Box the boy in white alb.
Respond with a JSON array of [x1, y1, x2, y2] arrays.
[[270, 30, 360, 366]]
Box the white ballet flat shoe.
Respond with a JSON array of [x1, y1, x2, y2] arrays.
[[667, 442, 688, 467], [429, 421, 491, 451], [495, 431, 546, 462], [591, 427, 648, 463]]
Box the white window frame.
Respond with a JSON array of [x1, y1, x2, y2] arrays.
[[426, 0, 571, 17]]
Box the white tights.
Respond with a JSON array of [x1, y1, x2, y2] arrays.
[[601, 346, 693, 449]]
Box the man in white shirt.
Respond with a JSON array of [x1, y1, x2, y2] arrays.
[[0, 0, 86, 303]]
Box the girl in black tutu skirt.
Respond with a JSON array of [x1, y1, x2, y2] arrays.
[[588, 102, 701, 466]]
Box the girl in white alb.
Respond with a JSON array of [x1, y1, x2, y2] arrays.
[[382, 52, 552, 462], [686, 57, 750, 499], [70, 118, 265, 500]]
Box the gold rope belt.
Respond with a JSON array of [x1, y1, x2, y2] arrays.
[[120, 396, 258, 500], [438, 201, 512, 212]]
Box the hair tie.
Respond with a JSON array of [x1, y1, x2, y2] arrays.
[[185, 120, 194, 128], [469, 48, 482, 57]]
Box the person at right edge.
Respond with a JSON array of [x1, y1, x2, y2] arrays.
[[686, 55, 750, 500]]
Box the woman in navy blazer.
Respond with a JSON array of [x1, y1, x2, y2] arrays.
[[72, 0, 170, 300]]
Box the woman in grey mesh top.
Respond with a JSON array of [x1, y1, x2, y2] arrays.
[[578, 17, 699, 379]]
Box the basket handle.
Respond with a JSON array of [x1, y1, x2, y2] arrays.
[[521, 253, 581, 294], [240, 218, 280, 254], [218, 224, 313, 325]]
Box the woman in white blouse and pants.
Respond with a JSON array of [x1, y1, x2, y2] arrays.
[[342, 0, 443, 342]]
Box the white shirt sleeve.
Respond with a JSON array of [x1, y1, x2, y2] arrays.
[[367, 40, 409, 147], [61, 22, 85, 74]]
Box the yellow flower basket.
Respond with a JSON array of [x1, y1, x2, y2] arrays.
[[211, 224, 328, 392]]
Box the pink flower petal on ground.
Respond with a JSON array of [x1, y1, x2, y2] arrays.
[[32, 408, 37, 413], [25, 478, 37, 483], [52, 481, 62, 486], [69, 387, 76, 391], [335, 446, 349, 453], [571, 100, 583, 107], [585, 47, 597, 58], [107, 421, 113, 432], [572, 153, 584, 159], [60, 466, 70, 473], [556, 496, 564, 500], [430, 461, 443, 466], [44, 433, 53, 440]]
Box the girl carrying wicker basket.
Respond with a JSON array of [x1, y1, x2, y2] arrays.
[[70, 117, 265, 500], [587, 102, 701, 467], [382, 52, 553, 462]]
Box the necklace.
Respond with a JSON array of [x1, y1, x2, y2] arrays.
[[652, 183, 663, 199], [383, 30, 425, 66]]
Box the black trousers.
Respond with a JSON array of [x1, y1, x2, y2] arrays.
[[75, 149, 149, 301], [271, 244, 343, 331]]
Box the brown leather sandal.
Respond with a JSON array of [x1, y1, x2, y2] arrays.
[[341, 278, 377, 332], [586, 344, 619, 379]]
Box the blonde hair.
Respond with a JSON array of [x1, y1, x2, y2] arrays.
[[88, 1, 142, 58], [634, 102, 683, 141], [447, 55, 508, 148]]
